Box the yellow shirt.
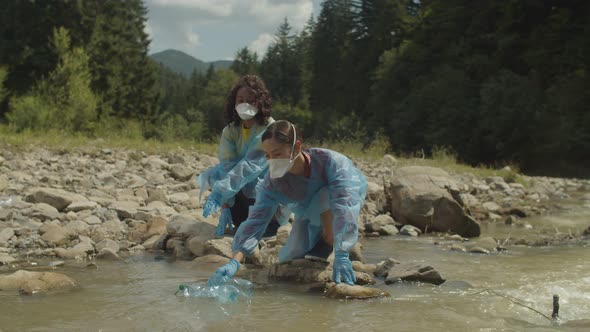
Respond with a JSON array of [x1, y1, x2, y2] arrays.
[[241, 126, 251, 141]]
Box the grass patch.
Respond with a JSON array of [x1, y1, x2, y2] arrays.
[[0, 124, 217, 155], [1, 125, 524, 182]]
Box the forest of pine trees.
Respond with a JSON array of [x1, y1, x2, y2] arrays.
[[0, 0, 588, 177]]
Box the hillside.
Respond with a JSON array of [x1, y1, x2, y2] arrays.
[[149, 49, 232, 77]]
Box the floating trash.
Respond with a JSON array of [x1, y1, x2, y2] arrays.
[[175, 278, 253, 304]]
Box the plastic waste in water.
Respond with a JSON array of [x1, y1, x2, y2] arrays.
[[176, 278, 253, 304]]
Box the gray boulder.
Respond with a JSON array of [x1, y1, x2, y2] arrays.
[[384, 262, 445, 285], [0, 270, 78, 295], [387, 166, 480, 237]]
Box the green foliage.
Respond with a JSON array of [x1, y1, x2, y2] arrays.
[[0, 66, 7, 105], [231, 47, 258, 76], [198, 69, 239, 137], [7, 27, 97, 133]]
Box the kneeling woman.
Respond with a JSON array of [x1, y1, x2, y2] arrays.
[[208, 120, 367, 285]]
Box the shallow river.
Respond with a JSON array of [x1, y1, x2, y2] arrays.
[[1, 196, 589, 331]]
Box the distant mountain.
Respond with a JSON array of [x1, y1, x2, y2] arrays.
[[149, 49, 232, 77]]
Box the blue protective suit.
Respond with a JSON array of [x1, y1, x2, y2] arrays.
[[232, 148, 367, 262], [197, 118, 275, 206]]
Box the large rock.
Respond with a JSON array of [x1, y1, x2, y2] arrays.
[[186, 235, 209, 257], [387, 166, 480, 237], [0, 228, 15, 247], [26, 203, 61, 221], [0, 253, 16, 264], [0, 270, 78, 295], [108, 201, 139, 219], [66, 201, 99, 212], [269, 259, 375, 285], [384, 262, 445, 285], [54, 248, 87, 259], [40, 225, 71, 246], [167, 214, 215, 239], [204, 238, 233, 258], [324, 283, 390, 299], [365, 214, 397, 234], [95, 239, 120, 253], [169, 165, 194, 181], [27, 188, 87, 211], [374, 258, 400, 278]]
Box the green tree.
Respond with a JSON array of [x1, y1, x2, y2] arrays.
[[7, 27, 97, 133], [199, 69, 239, 137], [260, 18, 303, 105], [231, 47, 259, 76]]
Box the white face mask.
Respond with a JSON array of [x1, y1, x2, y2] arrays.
[[235, 103, 258, 120], [268, 123, 299, 179]]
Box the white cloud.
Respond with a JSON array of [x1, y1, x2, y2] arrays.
[[185, 29, 200, 47], [248, 33, 275, 57], [144, 0, 314, 60]]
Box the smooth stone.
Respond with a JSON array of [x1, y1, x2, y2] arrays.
[[96, 248, 121, 260], [385, 262, 445, 285], [54, 248, 87, 259], [324, 282, 390, 299], [0, 270, 78, 295]]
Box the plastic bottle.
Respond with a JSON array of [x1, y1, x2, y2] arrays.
[[176, 278, 253, 304]]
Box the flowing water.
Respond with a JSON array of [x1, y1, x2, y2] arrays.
[[1, 195, 589, 331]]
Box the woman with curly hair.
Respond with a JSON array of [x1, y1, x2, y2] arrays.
[[198, 75, 285, 237]]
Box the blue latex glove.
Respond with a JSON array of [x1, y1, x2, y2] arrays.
[[332, 252, 356, 285], [215, 208, 234, 236], [208, 259, 240, 287], [203, 192, 221, 218]]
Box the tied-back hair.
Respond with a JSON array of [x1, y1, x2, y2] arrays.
[[262, 120, 302, 145], [224, 75, 272, 126]]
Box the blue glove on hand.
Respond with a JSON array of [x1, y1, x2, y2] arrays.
[[333, 251, 356, 285], [215, 208, 234, 236], [202, 192, 221, 217], [208, 259, 240, 287]]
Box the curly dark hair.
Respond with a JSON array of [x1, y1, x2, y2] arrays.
[[224, 75, 272, 126]]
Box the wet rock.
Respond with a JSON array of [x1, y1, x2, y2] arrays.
[[96, 248, 121, 260], [584, 225, 590, 236], [269, 259, 330, 284], [374, 258, 400, 278], [385, 262, 445, 285], [204, 238, 233, 258], [445, 234, 465, 241], [192, 254, 230, 265], [71, 235, 95, 253], [96, 239, 120, 253], [400, 224, 421, 237], [366, 214, 398, 236], [470, 237, 498, 252], [145, 216, 168, 238], [142, 234, 166, 250], [186, 235, 209, 257], [0, 270, 78, 295], [54, 248, 87, 259], [467, 246, 490, 254], [0, 253, 16, 264], [324, 282, 390, 299], [387, 166, 480, 237], [352, 261, 376, 274], [349, 242, 365, 263], [504, 215, 517, 225], [450, 243, 466, 252], [499, 207, 527, 218]]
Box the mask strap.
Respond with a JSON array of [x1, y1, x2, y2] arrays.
[[289, 122, 296, 161]]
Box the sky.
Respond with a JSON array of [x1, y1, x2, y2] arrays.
[[144, 0, 323, 62]]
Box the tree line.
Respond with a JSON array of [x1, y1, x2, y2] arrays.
[[0, 0, 588, 176]]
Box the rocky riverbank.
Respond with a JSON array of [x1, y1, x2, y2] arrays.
[[1, 147, 589, 294]]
